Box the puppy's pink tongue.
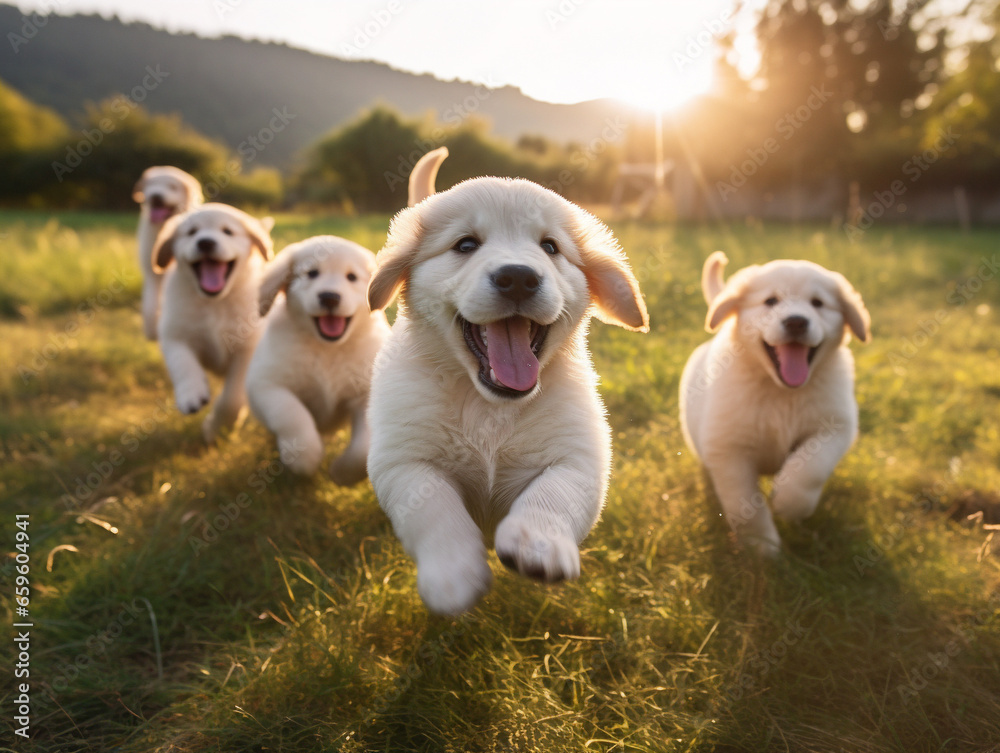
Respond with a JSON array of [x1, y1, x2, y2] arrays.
[[317, 315, 346, 338], [486, 317, 538, 392], [776, 343, 810, 387], [198, 260, 228, 294], [150, 207, 171, 224]]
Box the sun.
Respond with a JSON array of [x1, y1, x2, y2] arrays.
[[612, 64, 716, 113]]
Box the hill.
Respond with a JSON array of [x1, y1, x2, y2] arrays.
[[0, 5, 627, 168]]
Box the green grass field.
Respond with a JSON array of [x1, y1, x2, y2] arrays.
[[2, 209, 999, 752]]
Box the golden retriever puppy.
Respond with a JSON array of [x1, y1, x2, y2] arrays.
[[366, 149, 649, 615], [132, 166, 203, 340], [246, 236, 390, 482], [679, 251, 870, 555], [152, 203, 274, 442]]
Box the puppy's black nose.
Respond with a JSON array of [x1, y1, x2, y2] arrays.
[[150, 194, 165, 208], [491, 264, 540, 303], [783, 315, 810, 336], [196, 238, 217, 254], [318, 291, 341, 308]]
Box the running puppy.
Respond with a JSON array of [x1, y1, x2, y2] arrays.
[[133, 166, 203, 340], [366, 148, 649, 615], [247, 236, 390, 482], [152, 203, 274, 442], [679, 251, 870, 555]]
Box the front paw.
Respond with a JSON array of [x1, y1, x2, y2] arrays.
[[277, 435, 323, 476], [494, 514, 581, 583], [771, 479, 824, 522], [202, 405, 246, 444], [416, 540, 492, 616], [175, 380, 210, 415]]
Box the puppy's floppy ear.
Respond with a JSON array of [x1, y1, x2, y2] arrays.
[[245, 216, 274, 261], [832, 272, 871, 342], [705, 265, 757, 332], [151, 214, 183, 272], [571, 208, 649, 332], [132, 173, 147, 204], [258, 246, 296, 317], [182, 172, 203, 209], [705, 286, 742, 332], [368, 208, 422, 311]]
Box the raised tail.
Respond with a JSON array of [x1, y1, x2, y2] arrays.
[[408, 147, 449, 207], [701, 251, 729, 304]]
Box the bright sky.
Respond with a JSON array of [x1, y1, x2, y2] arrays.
[[12, 0, 763, 109]]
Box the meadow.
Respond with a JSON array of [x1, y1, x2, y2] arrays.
[[1, 209, 999, 753]]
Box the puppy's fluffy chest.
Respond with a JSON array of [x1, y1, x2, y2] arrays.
[[162, 266, 261, 372], [259, 309, 382, 429], [373, 320, 602, 527]]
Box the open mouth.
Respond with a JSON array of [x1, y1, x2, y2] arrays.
[[192, 260, 235, 296], [764, 341, 820, 388], [148, 198, 177, 224], [461, 315, 549, 398], [314, 315, 351, 341]]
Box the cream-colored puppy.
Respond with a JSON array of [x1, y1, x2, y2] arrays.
[[133, 166, 203, 340], [246, 236, 390, 482], [366, 148, 649, 615], [152, 203, 274, 442], [679, 251, 870, 555]]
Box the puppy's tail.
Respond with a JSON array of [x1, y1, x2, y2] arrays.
[[408, 147, 449, 207], [702, 251, 729, 304]]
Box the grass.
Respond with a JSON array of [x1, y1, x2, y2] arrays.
[[1, 209, 999, 752]]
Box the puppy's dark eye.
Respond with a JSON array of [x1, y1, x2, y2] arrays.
[[765, 296, 779, 307], [454, 236, 480, 254], [222, 227, 234, 236], [811, 298, 824, 308], [540, 239, 559, 255], [347, 272, 357, 282], [307, 269, 319, 279], [186, 227, 197, 236]]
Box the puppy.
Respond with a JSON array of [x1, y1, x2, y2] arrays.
[[152, 203, 274, 442], [132, 166, 203, 340], [679, 251, 870, 555], [246, 236, 390, 482], [366, 148, 649, 615]]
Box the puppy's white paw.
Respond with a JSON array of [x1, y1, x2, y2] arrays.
[[278, 435, 323, 476], [416, 541, 492, 616], [175, 380, 210, 415], [771, 481, 824, 522], [494, 514, 581, 583], [740, 530, 783, 558]]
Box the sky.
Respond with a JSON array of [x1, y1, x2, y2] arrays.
[[11, 0, 764, 109]]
